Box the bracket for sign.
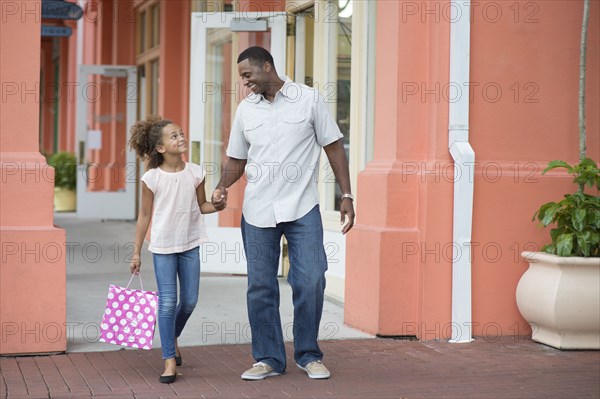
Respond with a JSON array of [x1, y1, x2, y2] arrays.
[[230, 18, 268, 32]]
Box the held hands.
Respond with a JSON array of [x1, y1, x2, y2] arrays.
[[211, 187, 228, 211], [340, 198, 355, 234], [130, 254, 141, 274]]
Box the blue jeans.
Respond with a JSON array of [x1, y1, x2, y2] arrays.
[[152, 246, 200, 360], [241, 205, 328, 373]]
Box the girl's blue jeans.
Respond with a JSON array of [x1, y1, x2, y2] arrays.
[[241, 205, 328, 373], [152, 246, 200, 360]]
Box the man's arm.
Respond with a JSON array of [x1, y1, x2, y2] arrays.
[[211, 157, 247, 206], [323, 139, 355, 234]]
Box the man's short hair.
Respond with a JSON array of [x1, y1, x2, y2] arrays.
[[237, 46, 274, 68]]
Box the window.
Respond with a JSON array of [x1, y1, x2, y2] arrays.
[[151, 5, 159, 48], [191, 0, 233, 12], [136, 1, 160, 118], [333, 0, 352, 211], [202, 28, 233, 192], [312, 0, 353, 213], [293, 6, 315, 87], [294, 0, 374, 229]]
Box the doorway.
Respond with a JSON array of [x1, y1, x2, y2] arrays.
[[76, 65, 138, 220], [189, 12, 288, 274]]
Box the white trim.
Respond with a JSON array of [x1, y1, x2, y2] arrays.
[[313, 0, 338, 210], [349, 0, 373, 194], [76, 0, 84, 68], [448, 0, 475, 344], [324, 229, 346, 301], [295, 14, 306, 84], [365, 2, 376, 163]]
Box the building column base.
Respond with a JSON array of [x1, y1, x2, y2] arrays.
[[0, 227, 66, 355], [345, 225, 420, 336], [344, 159, 454, 339]]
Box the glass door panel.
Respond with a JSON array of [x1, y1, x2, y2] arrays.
[[76, 65, 137, 219]]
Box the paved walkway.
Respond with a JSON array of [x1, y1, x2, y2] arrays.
[[57, 214, 371, 352], [1, 216, 599, 398], [1, 337, 599, 398]]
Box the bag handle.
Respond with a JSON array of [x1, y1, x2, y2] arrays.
[[126, 273, 144, 291]]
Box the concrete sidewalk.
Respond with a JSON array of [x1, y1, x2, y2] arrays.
[[1, 215, 599, 398], [56, 214, 372, 352]]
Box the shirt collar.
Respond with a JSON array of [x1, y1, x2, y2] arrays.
[[279, 76, 299, 99]]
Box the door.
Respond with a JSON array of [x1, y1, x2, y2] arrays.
[[76, 65, 137, 219], [190, 12, 287, 274]]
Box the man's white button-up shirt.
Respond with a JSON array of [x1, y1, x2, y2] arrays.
[[226, 77, 343, 228]]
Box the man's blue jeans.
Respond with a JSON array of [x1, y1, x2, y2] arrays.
[[241, 205, 328, 373], [152, 246, 200, 360]]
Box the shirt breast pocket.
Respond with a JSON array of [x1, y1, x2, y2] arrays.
[[282, 114, 313, 141], [243, 119, 267, 145]]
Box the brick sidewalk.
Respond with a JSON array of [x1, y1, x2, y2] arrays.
[[1, 337, 599, 399]]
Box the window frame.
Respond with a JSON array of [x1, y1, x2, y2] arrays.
[[309, 0, 374, 231], [136, 0, 160, 118]]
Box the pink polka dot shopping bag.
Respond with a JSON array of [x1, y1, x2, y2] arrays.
[[98, 273, 158, 350]]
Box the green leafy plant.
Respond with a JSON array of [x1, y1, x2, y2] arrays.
[[532, 0, 599, 258], [534, 158, 600, 257], [47, 152, 77, 191]]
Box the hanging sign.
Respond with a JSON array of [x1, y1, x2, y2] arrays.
[[41, 25, 73, 37], [42, 0, 84, 20]]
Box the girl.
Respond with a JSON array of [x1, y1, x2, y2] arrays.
[[128, 115, 225, 384]]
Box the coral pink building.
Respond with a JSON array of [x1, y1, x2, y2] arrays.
[[1, 0, 598, 354]]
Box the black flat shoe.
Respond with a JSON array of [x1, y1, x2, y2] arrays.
[[175, 355, 182, 367], [159, 374, 177, 384]]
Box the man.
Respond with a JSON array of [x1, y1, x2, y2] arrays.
[[212, 46, 355, 380]]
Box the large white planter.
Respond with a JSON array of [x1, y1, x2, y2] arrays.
[[517, 251, 600, 349]]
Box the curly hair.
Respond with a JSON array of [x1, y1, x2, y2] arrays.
[[128, 115, 173, 169]]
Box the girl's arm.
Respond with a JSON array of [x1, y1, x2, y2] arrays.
[[211, 157, 247, 208], [197, 180, 222, 214], [130, 182, 154, 274]]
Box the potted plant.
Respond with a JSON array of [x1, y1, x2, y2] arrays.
[[516, 0, 600, 350], [47, 151, 77, 212]]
